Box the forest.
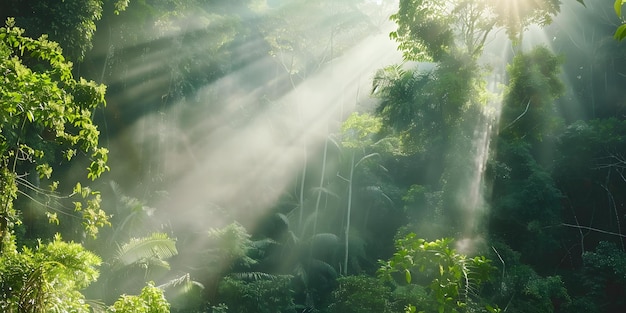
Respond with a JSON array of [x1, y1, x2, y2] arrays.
[[1, 0, 626, 312]]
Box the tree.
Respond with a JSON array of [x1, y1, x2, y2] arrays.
[[499, 46, 564, 142], [0, 18, 173, 313], [340, 112, 383, 275], [0, 0, 129, 61], [390, 0, 564, 62], [0, 18, 110, 250]]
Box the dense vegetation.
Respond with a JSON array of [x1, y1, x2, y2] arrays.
[[1, 0, 626, 312]]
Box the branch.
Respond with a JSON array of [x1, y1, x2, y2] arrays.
[[561, 223, 626, 238], [502, 99, 531, 130]]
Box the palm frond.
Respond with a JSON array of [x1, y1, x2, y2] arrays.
[[158, 273, 204, 295], [306, 259, 338, 279], [275, 212, 290, 229], [112, 233, 177, 269], [85, 299, 107, 313], [231, 272, 290, 282], [308, 233, 340, 249]]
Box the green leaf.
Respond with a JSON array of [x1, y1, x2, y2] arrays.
[[616, 0, 624, 17], [615, 24, 626, 41]]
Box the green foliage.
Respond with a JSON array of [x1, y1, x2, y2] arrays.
[[1, 0, 130, 61], [371, 64, 443, 154], [328, 275, 392, 313], [0, 234, 101, 313], [390, 0, 563, 62], [378, 234, 494, 313], [0, 19, 109, 244], [207, 222, 257, 269], [390, 0, 454, 61], [111, 233, 178, 271], [108, 281, 170, 313], [487, 241, 570, 313], [500, 46, 564, 141], [614, 0, 626, 40], [341, 112, 383, 149], [577, 241, 626, 311], [489, 140, 563, 268], [489, 0, 561, 41], [217, 275, 295, 313], [260, 0, 376, 80]]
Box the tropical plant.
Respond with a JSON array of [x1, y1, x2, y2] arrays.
[[217, 275, 295, 313], [378, 234, 495, 313], [95, 232, 178, 304], [0, 234, 101, 313], [327, 275, 393, 313], [107, 281, 170, 313]]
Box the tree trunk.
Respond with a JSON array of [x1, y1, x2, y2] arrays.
[[343, 152, 355, 276]]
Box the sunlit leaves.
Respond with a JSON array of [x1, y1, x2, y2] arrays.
[[0, 19, 109, 239], [108, 282, 170, 313], [489, 0, 561, 41], [0, 234, 101, 312], [615, 23, 626, 41], [616, 0, 626, 17], [390, 0, 453, 62], [378, 234, 495, 313], [596, 0, 625, 40], [341, 112, 383, 149]]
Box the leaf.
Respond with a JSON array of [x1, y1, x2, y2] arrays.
[[615, 24, 626, 41], [616, 0, 624, 17], [113, 233, 178, 269], [231, 272, 284, 282], [405, 268, 412, 284]]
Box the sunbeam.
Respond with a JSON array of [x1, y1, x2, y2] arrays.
[[104, 22, 402, 235]]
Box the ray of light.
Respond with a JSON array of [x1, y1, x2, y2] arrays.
[[104, 22, 402, 235]]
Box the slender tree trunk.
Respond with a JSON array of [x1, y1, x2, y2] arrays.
[[343, 152, 355, 276], [312, 135, 329, 235], [299, 141, 307, 233]]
